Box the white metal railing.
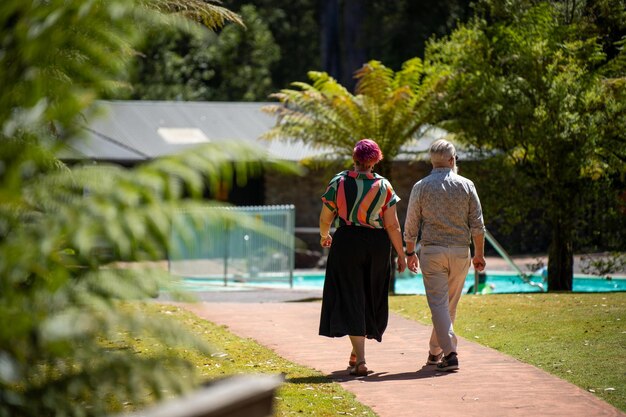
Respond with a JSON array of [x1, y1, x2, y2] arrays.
[[482, 229, 546, 292]]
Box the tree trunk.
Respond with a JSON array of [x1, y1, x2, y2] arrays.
[[320, 0, 341, 81], [547, 215, 574, 291], [341, 0, 367, 91]]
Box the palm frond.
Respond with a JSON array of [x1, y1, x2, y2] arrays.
[[354, 61, 395, 101], [394, 57, 425, 91], [263, 85, 356, 149], [308, 71, 352, 97], [262, 59, 438, 177], [141, 0, 243, 30]]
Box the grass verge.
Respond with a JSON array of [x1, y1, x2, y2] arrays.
[[389, 292, 626, 412], [129, 301, 375, 417]]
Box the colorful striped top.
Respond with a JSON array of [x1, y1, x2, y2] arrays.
[[321, 170, 400, 229]]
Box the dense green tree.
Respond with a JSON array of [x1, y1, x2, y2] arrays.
[[125, 0, 476, 98], [128, 4, 280, 101], [318, 0, 473, 90], [479, 0, 625, 58], [0, 1, 292, 416], [426, 1, 626, 291], [128, 27, 217, 100], [222, 0, 320, 89], [363, 0, 472, 76], [219, 0, 473, 91]]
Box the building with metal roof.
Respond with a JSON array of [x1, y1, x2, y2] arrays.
[[62, 100, 459, 253], [63, 100, 449, 164], [61, 100, 327, 164]]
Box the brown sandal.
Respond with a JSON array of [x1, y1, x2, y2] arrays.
[[349, 361, 368, 376]]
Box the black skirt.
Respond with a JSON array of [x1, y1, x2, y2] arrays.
[[318, 226, 392, 342]]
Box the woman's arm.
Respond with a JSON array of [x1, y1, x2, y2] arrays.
[[319, 204, 335, 248], [383, 205, 406, 273]]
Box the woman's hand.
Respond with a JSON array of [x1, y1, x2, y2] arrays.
[[396, 254, 407, 273], [320, 234, 332, 248], [319, 205, 335, 248]]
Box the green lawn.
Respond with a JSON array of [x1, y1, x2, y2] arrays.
[[127, 292, 625, 415], [132, 302, 376, 416], [389, 292, 626, 412]]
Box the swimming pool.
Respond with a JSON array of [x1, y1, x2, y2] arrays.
[[181, 270, 626, 294]]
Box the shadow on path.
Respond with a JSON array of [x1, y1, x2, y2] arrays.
[[327, 365, 455, 382], [284, 375, 332, 385]]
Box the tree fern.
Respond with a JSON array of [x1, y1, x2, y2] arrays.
[[354, 61, 395, 102], [262, 59, 436, 180]]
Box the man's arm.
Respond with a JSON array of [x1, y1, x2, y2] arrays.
[[472, 232, 486, 271], [468, 183, 486, 271]]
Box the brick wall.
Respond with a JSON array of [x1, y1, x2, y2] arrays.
[[265, 160, 626, 256]]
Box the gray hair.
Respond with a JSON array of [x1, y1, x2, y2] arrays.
[[429, 139, 456, 166]]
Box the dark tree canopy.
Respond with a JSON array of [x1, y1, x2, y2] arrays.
[[126, 4, 280, 101], [128, 0, 474, 97]]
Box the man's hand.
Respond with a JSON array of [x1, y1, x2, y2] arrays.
[[472, 255, 486, 272], [407, 254, 419, 273]]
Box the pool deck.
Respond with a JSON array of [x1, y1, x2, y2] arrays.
[[172, 254, 625, 417]]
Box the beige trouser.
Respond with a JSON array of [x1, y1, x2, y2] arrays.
[[419, 245, 471, 356]]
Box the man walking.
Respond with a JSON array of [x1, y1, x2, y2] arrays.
[[403, 139, 486, 371]]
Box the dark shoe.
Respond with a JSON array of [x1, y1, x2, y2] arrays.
[[349, 361, 368, 376], [437, 352, 459, 372], [426, 352, 444, 365]]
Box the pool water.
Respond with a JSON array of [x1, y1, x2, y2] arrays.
[[182, 271, 626, 294]]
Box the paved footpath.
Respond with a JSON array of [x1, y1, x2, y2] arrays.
[[180, 295, 625, 417]]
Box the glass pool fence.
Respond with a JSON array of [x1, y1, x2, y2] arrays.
[[169, 205, 296, 287]]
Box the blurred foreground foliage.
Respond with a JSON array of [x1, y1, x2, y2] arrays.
[[0, 1, 295, 416], [0, 140, 291, 417]]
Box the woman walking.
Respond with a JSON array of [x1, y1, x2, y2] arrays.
[[318, 139, 406, 376]]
